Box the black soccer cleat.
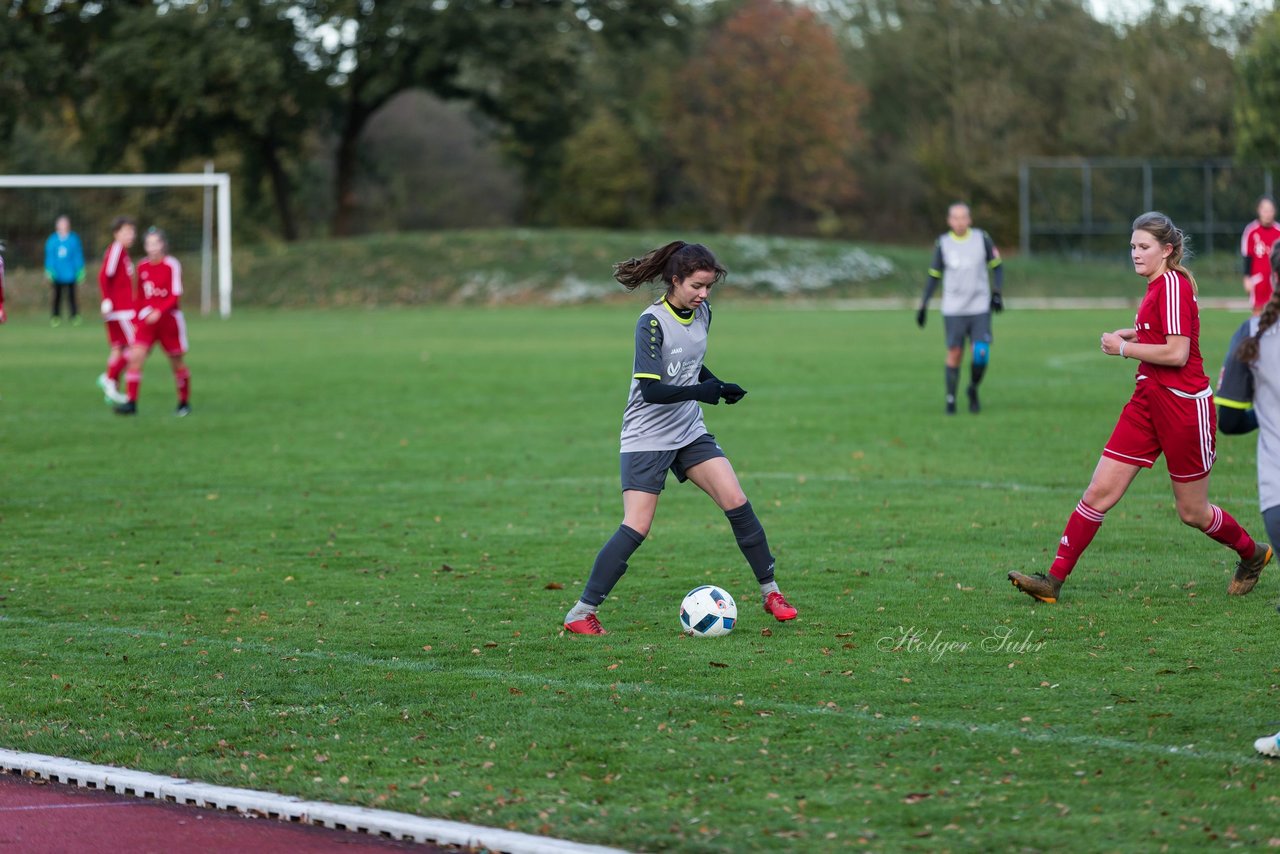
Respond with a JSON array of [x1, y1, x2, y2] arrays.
[[114, 401, 137, 416], [1228, 542, 1273, 596], [1008, 570, 1062, 603], [967, 385, 981, 413], [175, 402, 191, 418], [945, 395, 957, 415]]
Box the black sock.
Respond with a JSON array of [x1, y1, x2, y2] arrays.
[[725, 501, 775, 584], [945, 366, 959, 401], [970, 363, 986, 388], [1264, 506, 1280, 548], [581, 525, 645, 607]]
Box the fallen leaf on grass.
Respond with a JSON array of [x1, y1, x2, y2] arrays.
[[902, 792, 931, 804], [544, 582, 564, 590], [709, 661, 729, 668]]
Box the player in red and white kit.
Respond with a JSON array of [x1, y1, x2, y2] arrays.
[[1009, 212, 1272, 603], [1241, 195, 1280, 316], [114, 227, 190, 416], [97, 217, 136, 405]]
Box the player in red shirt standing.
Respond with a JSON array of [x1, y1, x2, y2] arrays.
[[1009, 212, 1272, 603], [114, 227, 190, 416], [97, 217, 136, 405], [1241, 195, 1280, 316]]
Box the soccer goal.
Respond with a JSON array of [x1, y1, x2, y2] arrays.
[[0, 169, 233, 317]]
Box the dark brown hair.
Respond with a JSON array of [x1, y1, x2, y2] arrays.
[[1238, 241, 1280, 364], [111, 216, 136, 235], [613, 241, 727, 293], [1132, 211, 1197, 294]]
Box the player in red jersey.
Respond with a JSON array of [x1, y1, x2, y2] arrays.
[[1241, 195, 1280, 316], [114, 227, 190, 417], [97, 217, 136, 405], [1009, 212, 1272, 603]]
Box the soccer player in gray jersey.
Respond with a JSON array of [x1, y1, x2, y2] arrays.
[[1222, 247, 1280, 757], [563, 241, 799, 634], [916, 203, 1004, 414]]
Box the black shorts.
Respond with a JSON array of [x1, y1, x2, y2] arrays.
[[944, 312, 992, 350], [620, 433, 727, 494]]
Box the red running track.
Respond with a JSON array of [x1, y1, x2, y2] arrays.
[[0, 773, 443, 852]]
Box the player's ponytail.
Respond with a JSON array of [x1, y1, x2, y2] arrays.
[[1132, 211, 1198, 294], [613, 241, 728, 293], [1237, 241, 1280, 364]]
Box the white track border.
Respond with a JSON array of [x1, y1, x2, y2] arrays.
[[0, 748, 627, 854]]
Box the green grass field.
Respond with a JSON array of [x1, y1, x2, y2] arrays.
[[0, 295, 1276, 851]]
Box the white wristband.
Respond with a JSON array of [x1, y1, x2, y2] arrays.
[[1119, 340, 1127, 359]]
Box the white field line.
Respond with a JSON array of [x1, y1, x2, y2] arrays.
[[0, 616, 1266, 769], [0, 746, 627, 853]]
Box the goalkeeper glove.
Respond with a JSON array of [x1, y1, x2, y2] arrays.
[[916, 305, 927, 328], [990, 292, 1004, 312], [720, 383, 747, 404], [694, 380, 723, 404]]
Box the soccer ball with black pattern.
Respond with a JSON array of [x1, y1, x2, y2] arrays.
[[680, 585, 736, 637]]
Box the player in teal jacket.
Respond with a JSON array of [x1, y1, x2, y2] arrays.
[[45, 214, 86, 326]]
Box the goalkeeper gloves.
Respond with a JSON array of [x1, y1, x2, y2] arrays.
[[694, 380, 723, 404], [720, 383, 747, 404], [916, 305, 927, 328], [990, 292, 1004, 312]]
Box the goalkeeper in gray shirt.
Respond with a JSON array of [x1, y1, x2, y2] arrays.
[[916, 203, 1004, 414], [563, 241, 800, 634]]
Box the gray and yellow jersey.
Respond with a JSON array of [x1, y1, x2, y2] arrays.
[[1217, 317, 1280, 511], [930, 228, 1001, 316], [620, 298, 711, 452]]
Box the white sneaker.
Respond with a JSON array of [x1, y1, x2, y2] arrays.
[[1254, 731, 1280, 757], [97, 373, 128, 405]]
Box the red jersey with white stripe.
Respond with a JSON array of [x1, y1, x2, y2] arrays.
[[98, 242, 135, 312], [1133, 269, 1208, 395], [1241, 220, 1280, 309], [137, 255, 183, 319]]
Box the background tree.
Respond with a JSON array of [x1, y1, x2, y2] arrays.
[[664, 0, 864, 233], [1236, 9, 1280, 163]]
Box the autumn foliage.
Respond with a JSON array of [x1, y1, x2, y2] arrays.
[[665, 0, 864, 233]]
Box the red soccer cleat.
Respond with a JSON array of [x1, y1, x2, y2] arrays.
[[763, 591, 797, 622], [564, 613, 608, 635]]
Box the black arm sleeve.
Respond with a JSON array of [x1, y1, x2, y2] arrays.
[[922, 239, 943, 305], [992, 262, 1004, 294], [638, 377, 719, 404], [1244, 252, 1252, 276], [921, 275, 940, 306], [1218, 406, 1259, 435], [698, 364, 719, 383]]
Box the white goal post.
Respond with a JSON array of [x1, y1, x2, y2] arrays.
[[0, 171, 233, 318]]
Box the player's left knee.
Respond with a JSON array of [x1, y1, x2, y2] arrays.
[[1177, 504, 1210, 528], [972, 341, 990, 366]]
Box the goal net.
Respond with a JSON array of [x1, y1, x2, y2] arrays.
[[0, 171, 233, 317]]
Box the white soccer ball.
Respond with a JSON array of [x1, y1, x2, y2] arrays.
[[679, 585, 737, 637]]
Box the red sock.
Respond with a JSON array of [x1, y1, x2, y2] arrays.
[[1204, 505, 1257, 559], [126, 369, 141, 403], [1049, 500, 1106, 580], [107, 354, 127, 383], [174, 367, 190, 404]]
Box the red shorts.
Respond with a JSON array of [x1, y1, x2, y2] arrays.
[[1103, 381, 1215, 482], [104, 312, 136, 348], [133, 310, 188, 357]]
